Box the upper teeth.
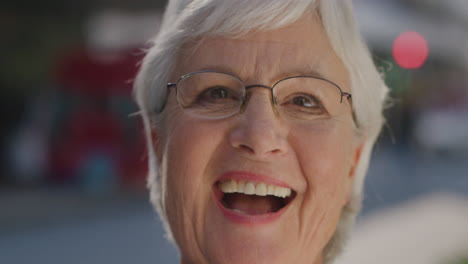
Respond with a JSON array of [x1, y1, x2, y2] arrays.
[[219, 180, 292, 198]]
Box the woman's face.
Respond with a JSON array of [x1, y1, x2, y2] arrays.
[[153, 14, 362, 264]]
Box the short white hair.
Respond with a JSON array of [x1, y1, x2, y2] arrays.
[[134, 0, 389, 262]]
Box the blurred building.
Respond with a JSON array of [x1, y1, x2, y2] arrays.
[[355, 0, 468, 153]]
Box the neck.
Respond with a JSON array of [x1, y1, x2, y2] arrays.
[[314, 254, 324, 264], [180, 254, 324, 264]]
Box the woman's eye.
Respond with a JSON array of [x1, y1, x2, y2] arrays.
[[195, 86, 238, 104], [280, 93, 326, 116], [208, 87, 229, 99], [292, 96, 317, 108]]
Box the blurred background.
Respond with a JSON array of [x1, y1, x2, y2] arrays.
[[0, 0, 467, 263]]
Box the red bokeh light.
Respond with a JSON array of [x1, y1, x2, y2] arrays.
[[392, 31, 429, 69]]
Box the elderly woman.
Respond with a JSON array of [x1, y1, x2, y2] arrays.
[[134, 0, 388, 263]]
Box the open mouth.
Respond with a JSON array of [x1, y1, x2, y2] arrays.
[[217, 180, 296, 215]]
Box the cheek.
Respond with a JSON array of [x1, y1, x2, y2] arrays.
[[290, 125, 355, 247], [293, 124, 354, 203], [159, 116, 228, 248]]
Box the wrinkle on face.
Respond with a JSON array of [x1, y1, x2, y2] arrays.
[[176, 18, 348, 92]]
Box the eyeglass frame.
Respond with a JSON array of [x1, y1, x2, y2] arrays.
[[159, 70, 353, 120]]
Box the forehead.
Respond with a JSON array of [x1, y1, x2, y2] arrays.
[[174, 14, 349, 89]]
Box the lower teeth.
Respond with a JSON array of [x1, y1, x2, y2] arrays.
[[231, 208, 248, 215], [222, 193, 288, 215]]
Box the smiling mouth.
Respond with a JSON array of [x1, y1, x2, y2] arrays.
[[217, 180, 296, 215]]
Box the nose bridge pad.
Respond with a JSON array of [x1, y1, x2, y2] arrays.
[[239, 93, 249, 113], [271, 94, 279, 115], [241, 85, 279, 115]]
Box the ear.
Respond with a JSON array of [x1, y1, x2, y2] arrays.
[[348, 141, 364, 180], [151, 129, 159, 145], [150, 128, 163, 164], [343, 141, 365, 206]]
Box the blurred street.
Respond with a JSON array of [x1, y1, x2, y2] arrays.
[[1, 147, 467, 264], [0, 190, 179, 264], [337, 192, 468, 264]]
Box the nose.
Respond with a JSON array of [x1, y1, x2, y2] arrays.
[[229, 91, 289, 159]]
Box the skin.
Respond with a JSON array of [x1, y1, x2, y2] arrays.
[[152, 13, 363, 264]]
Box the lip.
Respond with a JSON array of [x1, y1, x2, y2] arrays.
[[213, 171, 294, 225]]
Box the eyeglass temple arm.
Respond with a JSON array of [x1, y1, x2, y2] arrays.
[[155, 83, 177, 113], [341, 92, 352, 102], [340, 92, 358, 127]]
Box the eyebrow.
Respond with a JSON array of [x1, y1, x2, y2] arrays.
[[197, 65, 240, 78], [278, 68, 328, 80]]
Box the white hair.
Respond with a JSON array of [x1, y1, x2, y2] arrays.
[[134, 0, 389, 263]]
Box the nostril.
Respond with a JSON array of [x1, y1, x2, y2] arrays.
[[238, 144, 282, 155], [239, 144, 254, 153], [271, 149, 281, 154]]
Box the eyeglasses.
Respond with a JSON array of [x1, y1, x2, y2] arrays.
[[164, 70, 353, 123]]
